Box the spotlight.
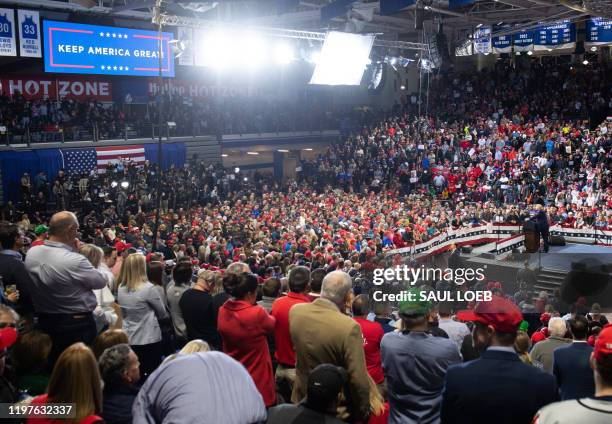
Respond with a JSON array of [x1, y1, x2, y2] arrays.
[[246, 151, 259, 155], [515, 51, 521, 56], [274, 42, 294, 65], [400, 85, 406, 90], [590, 46, 597, 52], [243, 177, 248, 182], [277, 149, 289, 153], [476, 23, 482, 28], [121, 181, 129, 189], [240, 33, 266, 69], [582, 59, 589, 65], [221, 154, 228, 157], [234, 167, 240, 173], [111, 181, 118, 188], [527, 51, 533, 56], [547, 48, 552, 52], [302, 148, 313, 151], [201, 30, 230, 69]]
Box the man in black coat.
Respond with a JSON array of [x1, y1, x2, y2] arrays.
[[553, 315, 595, 400], [441, 296, 559, 424], [0, 222, 33, 319], [533, 204, 550, 253], [99, 344, 141, 424]]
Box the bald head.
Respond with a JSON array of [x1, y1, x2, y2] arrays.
[[48, 211, 79, 244], [320, 271, 352, 309], [226, 261, 250, 275]]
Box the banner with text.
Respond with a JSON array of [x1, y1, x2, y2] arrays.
[[18, 9, 40, 58], [534, 20, 576, 51], [586, 17, 612, 46], [492, 34, 512, 54], [0, 8, 16, 57], [43, 20, 175, 77], [473, 26, 492, 55], [513, 30, 534, 52], [147, 79, 262, 99], [0, 76, 113, 101]]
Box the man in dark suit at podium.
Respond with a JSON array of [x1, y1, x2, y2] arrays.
[[534, 204, 550, 253]]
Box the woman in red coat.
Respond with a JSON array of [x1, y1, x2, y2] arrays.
[[218, 272, 276, 406]]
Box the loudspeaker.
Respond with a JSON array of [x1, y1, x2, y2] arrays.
[[549, 235, 566, 246]]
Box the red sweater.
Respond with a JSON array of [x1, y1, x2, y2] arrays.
[[271, 292, 311, 366], [218, 299, 276, 406], [354, 317, 385, 384]]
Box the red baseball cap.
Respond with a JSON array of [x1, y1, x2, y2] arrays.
[[0, 327, 17, 350], [115, 241, 133, 253], [456, 295, 523, 334], [594, 324, 612, 363]]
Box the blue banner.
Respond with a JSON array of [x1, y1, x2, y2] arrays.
[[43, 20, 175, 77], [512, 30, 534, 52], [492, 35, 511, 53], [586, 17, 612, 44], [473, 26, 491, 55], [534, 21, 575, 50]]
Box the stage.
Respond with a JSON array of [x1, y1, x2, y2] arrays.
[[528, 244, 612, 272]]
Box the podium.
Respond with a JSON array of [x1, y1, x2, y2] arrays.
[[523, 221, 540, 253]]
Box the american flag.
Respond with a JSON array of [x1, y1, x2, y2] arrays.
[[61, 148, 97, 175], [95, 145, 146, 173], [61, 145, 146, 175]]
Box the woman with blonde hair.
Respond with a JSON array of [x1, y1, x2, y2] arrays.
[[163, 339, 210, 363], [27, 343, 103, 424], [79, 244, 120, 333], [367, 376, 389, 424], [117, 253, 168, 378], [515, 331, 533, 365]]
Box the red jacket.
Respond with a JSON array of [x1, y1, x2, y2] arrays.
[[354, 317, 385, 384], [218, 299, 276, 406], [271, 292, 311, 367], [27, 394, 102, 424]]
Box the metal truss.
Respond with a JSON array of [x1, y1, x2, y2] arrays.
[[157, 13, 428, 51]]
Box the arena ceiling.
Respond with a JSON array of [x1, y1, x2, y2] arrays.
[[6, 0, 606, 43]]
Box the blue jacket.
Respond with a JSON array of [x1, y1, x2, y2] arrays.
[[441, 349, 558, 424], [553, 342, 595, 400], [534, 210, 549, 231], [102, 385, 139, 424]]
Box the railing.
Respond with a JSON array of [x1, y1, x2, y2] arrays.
[[0, 119, 342, 146]]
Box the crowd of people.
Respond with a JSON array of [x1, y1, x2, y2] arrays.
[[0, 56, 610, 424]]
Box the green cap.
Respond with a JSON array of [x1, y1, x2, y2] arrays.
[[398, 287, 432, 316], [34, 225, 49, 236], [519, 320, 529, 332]]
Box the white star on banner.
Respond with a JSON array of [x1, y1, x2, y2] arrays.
[[119, 66, 123, 70], [99, 32, 104, 37], [106, 32, 110, 37], [125, 66, 129, 70], [113, 66, 117, 70], [101, 65, 105, 70], [112, 33, 116, 38]]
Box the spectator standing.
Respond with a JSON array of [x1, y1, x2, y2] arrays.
[[99, 246, 117, 290], [533, 324, 612, 423], [258, 277, 281, 313], [289, 271, 370, 422], [117, 253, 168, 378], [441, 296, 558, 424], [98, 343, 141, 424], [587, 303, 609, 333], [0, 221, 34, 320], [165, 262, 193, 345], [352, 295, 385, 388], [132, 352, 267, 424], [270, 266, 312, 402], [30, 225, 48, 247], [0, 316, 18, 404], [25, 212, 107, 367], [381, 289, 461, 424], [27, 343, 103, 424], [266, 364, 348, 424], [531, 317, 571, 373], [217, 272, 276, 406], [553, 315, 595, 400], [437, 303, 470, 350], [179, 269, 221, 349]]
